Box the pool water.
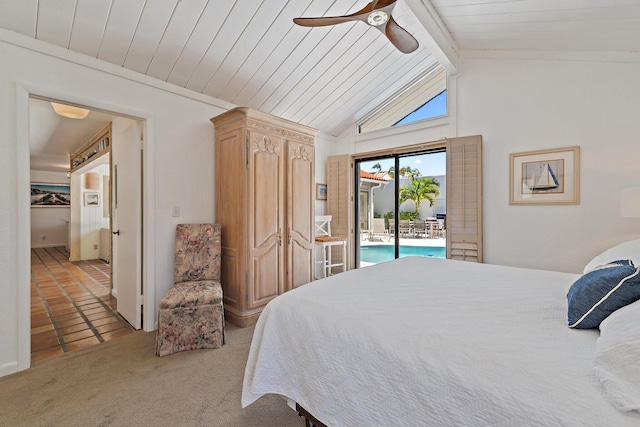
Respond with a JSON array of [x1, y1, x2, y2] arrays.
[[360, 245, 446, 264]]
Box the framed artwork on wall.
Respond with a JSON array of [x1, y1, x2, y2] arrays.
[[316, 183, 327, 201], [84, 192, 100, 207], [509, 146, 580, 205], [30, 182, 71, 207]]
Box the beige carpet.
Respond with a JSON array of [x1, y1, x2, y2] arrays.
[[0, 324, 303, 427]]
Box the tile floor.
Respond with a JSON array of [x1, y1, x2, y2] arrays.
[[30, 246, 134, 362]]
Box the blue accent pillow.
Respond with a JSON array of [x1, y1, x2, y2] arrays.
[[568, 260, 640, 329]]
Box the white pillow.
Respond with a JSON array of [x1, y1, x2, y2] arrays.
[[592, 300, 640, 412], [583, 239, 640, 274]]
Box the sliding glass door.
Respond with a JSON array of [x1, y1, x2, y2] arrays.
[[356, 150, 446, 268]]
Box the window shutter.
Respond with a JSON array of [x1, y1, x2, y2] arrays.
[[326, 155, 352, 271], [446, 136, 483, 262]]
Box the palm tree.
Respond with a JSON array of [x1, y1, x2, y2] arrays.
[[371, 162, 382, 172], [399, 176, 440, 215], [388, 165, 418, 179]]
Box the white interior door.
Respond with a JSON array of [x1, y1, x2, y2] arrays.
[[111, 118, 142, 329]]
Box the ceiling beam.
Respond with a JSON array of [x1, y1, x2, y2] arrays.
[[404, 0, 459, 75]]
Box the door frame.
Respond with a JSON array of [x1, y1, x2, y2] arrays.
[[353, 143, 447, 267], [16, 83, 156, 371]]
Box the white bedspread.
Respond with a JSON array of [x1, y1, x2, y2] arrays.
[[242, 257, 640, 426]]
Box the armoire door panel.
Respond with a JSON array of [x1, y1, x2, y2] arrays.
[[251, 134, 282, 248], [287, 143, 314, 290], [249, 132, 284, 309], [251, 241, 281, 306], [288, 144, 313, 244], [289, 240, 313, 289]]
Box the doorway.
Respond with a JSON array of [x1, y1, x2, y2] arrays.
[[29, 97, 143, 361], [356, 150, 447, 268]]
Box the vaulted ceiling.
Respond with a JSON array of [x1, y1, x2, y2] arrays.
[[2, 0, 640, 170]]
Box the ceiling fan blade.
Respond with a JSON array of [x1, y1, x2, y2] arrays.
[[350, 0, 397, 16], [293, 16, 357, 27], [385, 16, 419, 54]]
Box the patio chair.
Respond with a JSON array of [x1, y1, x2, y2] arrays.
[[156, 223, 225, 357], [369, 218, 389, 242], [413, 218, 427, 238], [399, 220, 412, 238]]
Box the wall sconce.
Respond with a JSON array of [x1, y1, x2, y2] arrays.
[[621, 187, 640, 218], [51, 102, 90, 119], [66, 171, 71, 179]]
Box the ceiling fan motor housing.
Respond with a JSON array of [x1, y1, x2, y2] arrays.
[[367, 11, 388, 26]]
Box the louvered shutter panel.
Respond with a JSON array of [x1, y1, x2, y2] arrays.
[[326, 155, 352, 272], [446, 136, 483, 262]]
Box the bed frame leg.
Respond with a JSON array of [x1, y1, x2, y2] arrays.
[[296, 403, 328, 427]]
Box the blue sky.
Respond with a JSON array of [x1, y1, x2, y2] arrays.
[[394, 90, 447, 126]]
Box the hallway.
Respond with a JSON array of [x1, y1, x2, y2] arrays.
[[30, 247, 133, 362]]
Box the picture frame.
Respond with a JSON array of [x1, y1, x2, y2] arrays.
[[510, 146, 580, 205], [316, 183, 327, 201], [30, 182, 71, 207], [84, 192, 100, 207]]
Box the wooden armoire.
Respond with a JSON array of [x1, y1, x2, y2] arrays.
[[211, 107, 317, 327]]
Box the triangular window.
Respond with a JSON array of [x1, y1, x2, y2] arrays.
[[357, 65, 446, 134], [394, 90, 446, 126]]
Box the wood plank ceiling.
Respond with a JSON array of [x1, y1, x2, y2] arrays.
[[431, 0, 640, 54], [1, 0, 439, 137], [2, 0, 640, 140]]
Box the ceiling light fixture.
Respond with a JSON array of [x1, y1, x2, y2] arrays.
[[51, 102, 90, 119]]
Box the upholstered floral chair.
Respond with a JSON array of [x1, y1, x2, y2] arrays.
[[156, 223, 225, 357]]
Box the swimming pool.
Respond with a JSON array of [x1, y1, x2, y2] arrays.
[[360, 245, 446, 264]]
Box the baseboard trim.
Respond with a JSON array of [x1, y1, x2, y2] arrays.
[[31, 243, 66, 248], [0, 361, 19, 378]]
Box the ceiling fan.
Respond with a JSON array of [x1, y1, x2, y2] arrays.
[[293, 0, 419, 54]]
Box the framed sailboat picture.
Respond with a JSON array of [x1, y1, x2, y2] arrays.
[[510, 146, 580, 205]]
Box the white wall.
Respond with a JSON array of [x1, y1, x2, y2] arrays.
[[0, 30, 234, 376], [314, 133, 338, 216], [29, 170, 70, 248], [341, 57, 640, 274], [458, 58, 640, 273], [79, 163, 110, 260]]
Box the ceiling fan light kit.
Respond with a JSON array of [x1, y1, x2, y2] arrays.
[[293, 0, 418, 54]]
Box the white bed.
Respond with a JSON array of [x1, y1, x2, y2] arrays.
[[242, 255, 640, 426]]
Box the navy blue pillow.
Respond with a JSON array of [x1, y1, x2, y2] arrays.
[[568, 260, 640, 329]]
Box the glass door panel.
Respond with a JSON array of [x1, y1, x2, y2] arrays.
[[356, 158, 395, 268], [398, 151, 446, 259]]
